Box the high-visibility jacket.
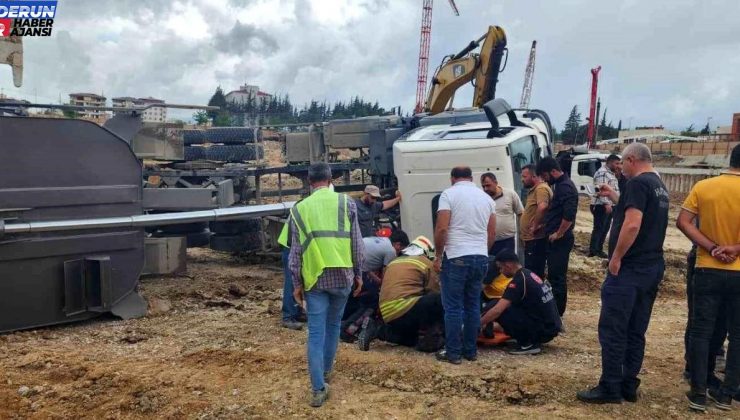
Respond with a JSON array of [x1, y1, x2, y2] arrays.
[[278, 224, 289, 247], [290, 188, 352, 290]]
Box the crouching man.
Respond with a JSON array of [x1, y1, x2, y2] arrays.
[[357, 236, 444, 352], [479, 249, 562, 355]]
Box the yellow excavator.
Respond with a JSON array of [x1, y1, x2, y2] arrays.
[[424, 25, 507, 114]]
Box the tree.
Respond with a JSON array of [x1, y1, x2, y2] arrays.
[[214, 111, 232, 127], [62, 109, 79, 119], [699, 123, 710, 135], [561, 105, 582, 144], [617, 119, 622, 132], [207, 86, 228, 124], [681, 124, 698, 137], [193, 110, 209, 125]]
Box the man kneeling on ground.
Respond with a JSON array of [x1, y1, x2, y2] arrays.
[[480, 249, 562, 355], [357, 236, 444, 352]]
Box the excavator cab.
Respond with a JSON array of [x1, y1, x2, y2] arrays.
[[424, 25, 507, 114]]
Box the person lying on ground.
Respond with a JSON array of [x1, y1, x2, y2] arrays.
[[479, 249, 562, 355]]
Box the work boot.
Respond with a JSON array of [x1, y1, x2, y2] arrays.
[[435, 349, 462, 365], [357, 317, 379, 351], [281, 319, 303, 330], [576, 385, 622, 404], [310, 384, 329, 408], [708, 386, 732, 411], [686, 390, 707, 413]]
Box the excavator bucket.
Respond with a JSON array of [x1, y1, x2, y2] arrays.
[[0, 35, 23, 87]]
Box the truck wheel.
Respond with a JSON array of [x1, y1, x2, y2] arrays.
[[204, 145, 264, 162], [209, 219, 262, 235], [209, 232, 262, 253]]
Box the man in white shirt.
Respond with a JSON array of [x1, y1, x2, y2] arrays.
[[434, 166, 497, 364], [481, 172, 524, 256]]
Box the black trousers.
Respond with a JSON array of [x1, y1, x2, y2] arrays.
[[598, 262, 664, 395], [524, 237, 548, 279], [546, 231, 574, 316], [482, 300, 558, 346], [688, 268, 740, 396], [589, 205, 612, 255], [384, 293, 444, 347], [683, 248, 727, 376]]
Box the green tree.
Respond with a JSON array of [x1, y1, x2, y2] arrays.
[[207, 86, 228, 124], [193, 110, 209, 125], [214, 111, 232, 127], [62, 108, 80, 119], [699, 123, 710, 135], [561, 105, 582, 144], [681, 124, 698, 137]]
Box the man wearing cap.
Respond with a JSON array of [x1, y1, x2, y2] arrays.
[[356, 185, 402, 237], [480, 249, 562, 355], [358, 236, 444, 352]]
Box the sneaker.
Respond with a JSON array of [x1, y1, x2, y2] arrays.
[[576, 386, 622, 404], [310, 384, 329, 408], [708, 387, 732, 411], [509, 343, 542, 355], [281, 319, 303, 330], [686, 390, 707, 413], [357, 317, 379, 352], [435, 349, 462, 365]]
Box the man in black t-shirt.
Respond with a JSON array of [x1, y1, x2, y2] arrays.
[[577, 143, 669, 405], [355, 185, 402, 237], [480, 249, 562, 355]]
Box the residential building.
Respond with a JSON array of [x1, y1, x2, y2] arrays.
[[68, 93, 107, 121], [224, 84, 272, 107], [112, 96, 167, 123]]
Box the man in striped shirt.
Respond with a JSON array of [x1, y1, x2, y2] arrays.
[[589, 154, 621, 258]]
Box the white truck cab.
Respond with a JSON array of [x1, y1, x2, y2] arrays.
[[557, 151, 617, 197], [392, 99, 553, 240]]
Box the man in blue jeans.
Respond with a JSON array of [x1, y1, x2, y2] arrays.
[[434, 166, 497, 364], [278, 223, 304, 330], [288, 163, 364, 407]]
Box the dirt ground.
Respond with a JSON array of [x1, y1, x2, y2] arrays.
[[1, 202, 715, 419]]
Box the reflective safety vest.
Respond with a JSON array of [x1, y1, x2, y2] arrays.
[[278, 223, 289, 247], [290, 188, 352, 290]]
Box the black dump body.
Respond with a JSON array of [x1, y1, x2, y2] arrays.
[[0, 117, 146, 333]]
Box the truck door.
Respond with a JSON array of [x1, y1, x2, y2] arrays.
[[573, 158, 604, 196], [508, 136, 538, 200]]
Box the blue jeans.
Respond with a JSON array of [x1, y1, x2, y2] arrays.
[[305, 285, 352, 391], [441, 254, 488, 359], [598, 261, 664, 395], [281, 247, 299, 322]]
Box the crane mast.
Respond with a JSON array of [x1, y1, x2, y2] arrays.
[[519, 40, 537, 109]]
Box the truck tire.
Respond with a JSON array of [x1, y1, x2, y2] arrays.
[[209, 219, 262, 235], [209, 232, 262, 253], [157, 222, 209, 235], [183, 129, 207, 145], [206, 127, 257, 144], [184, 146, 206, 161], [204, 144, 264, 162]]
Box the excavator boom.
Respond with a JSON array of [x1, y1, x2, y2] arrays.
[[423, 25, 507, 114]]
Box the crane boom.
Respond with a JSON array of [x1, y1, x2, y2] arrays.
[[414, 0, 460, 114], [587, 66, 601, 147], [519, 40, 536, 109]]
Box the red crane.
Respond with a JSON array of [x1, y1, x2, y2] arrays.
[[414, 0, 460, 114], [519, 40, 537, 109], [586, 66, 601, 148]]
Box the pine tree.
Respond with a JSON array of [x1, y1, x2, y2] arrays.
[[562, 105, 582, 144], [207, 86, 228, 124]]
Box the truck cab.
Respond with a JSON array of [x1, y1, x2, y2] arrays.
[[392, 100, 553, 239], [556, 150, 616, 197]]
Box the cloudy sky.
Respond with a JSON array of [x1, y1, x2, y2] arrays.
[[2, 0, 739, 130]]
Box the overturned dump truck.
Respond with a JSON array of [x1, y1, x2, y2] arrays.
[[0, 116, 294, 333]]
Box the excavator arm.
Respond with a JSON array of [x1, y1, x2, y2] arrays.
[[0, 35, 23, 87], [424, 25, 507, 114]]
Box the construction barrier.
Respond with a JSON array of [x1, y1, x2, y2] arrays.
[[594, 141, 739, 157], [656, 168, 723, 194]]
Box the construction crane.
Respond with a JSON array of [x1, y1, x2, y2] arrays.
[[519, 40, 536, 109], [586, 66, 601, 148], [414, 0, 460, 114]]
